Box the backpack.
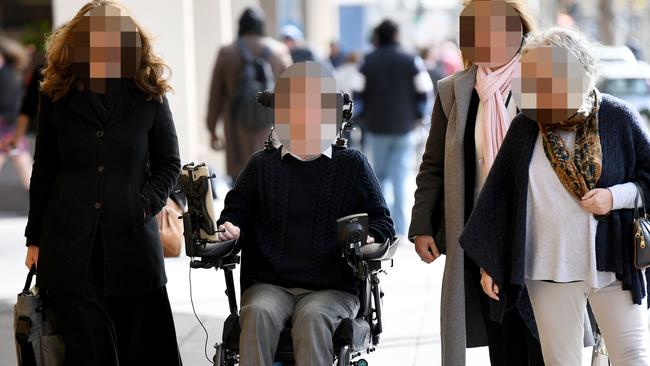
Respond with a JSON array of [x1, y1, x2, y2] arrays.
[[231, 39, 274, 130]]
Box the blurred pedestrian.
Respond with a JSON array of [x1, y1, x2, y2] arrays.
[[281, 24, 322, 64], [329, 41, 345, 68], [334, 52, 363, 95], [23, 1, 182, 364], [423, 41, 463, 95], [357, 19, 433, 235], [334, 52, 364, 148], [207, 7, 291, 183], [18, 48, 45, 137], [410, 1, 545, 365], [0, 35, 31, 191], [461, 28, 650, 365]]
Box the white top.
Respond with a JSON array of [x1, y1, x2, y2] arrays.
[[525, 130, 639, 289], [474, 92, 518, 202]]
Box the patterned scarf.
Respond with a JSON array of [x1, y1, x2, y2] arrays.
[[539, 89, 602, 201]]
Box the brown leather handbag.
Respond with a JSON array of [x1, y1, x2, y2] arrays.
[[156, 198, 184, 257], [633, 182, 650, 269]]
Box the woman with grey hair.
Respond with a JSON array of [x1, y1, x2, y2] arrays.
[[460, 27, 650, 365]]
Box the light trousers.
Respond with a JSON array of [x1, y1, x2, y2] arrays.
[[238, 283, 360, 366], [526, 279, 649, 366]]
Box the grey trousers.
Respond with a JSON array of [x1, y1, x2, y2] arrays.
[[238, 283, 360, 366], [526, 279, 650, 366]]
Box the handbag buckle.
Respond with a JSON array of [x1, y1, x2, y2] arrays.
[[15, 316, 31, 343]]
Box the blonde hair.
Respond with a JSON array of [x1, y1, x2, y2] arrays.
[[460, 0, 537, 69], [41, 0, 172, 101]]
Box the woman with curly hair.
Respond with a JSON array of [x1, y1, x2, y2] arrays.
[[23, 1, 182, 364]]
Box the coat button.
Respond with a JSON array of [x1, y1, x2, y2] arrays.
[[94, 202, 102, 209], [96, 130, 104, 138], [98, 165, 104, 173]]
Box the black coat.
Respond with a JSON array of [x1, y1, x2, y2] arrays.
[[358, 44, 427, 135], [25, 85, 181, 295]]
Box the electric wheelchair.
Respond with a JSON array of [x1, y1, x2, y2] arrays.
[[180, 161, 398, 366]]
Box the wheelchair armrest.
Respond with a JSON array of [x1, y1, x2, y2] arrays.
[[190, 238, 239, 258], [360, 237, 399, 261]]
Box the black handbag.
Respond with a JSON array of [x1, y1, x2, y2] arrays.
[[633, 182, 650, 269]]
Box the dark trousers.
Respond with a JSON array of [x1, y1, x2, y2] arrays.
[[46, 229, 182, 366], [465, 256, 545, 366]]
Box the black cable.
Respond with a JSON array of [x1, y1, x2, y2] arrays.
[[189, 263, 214, 365]]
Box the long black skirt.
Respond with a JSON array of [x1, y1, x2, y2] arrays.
[[46, 229, 182, 366]]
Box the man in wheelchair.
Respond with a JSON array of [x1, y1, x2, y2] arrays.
[[216, 61, 395, 366]]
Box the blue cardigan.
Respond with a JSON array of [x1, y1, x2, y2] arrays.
[[460, 94, 650, 323]]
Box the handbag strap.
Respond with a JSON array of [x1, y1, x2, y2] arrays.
[[634, 182, 647, 219], [23, 265, 36, 293]]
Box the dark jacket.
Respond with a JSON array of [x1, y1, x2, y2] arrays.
[[25, 86, 181, 295], [218, 147, 395, 294], [358, 44, 427, 135], [460, 94, 650, 322]]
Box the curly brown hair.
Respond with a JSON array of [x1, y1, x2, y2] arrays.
[[41, 0, 171, 102]]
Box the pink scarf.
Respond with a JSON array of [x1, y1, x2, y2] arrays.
[[475, 54, 521, 174]]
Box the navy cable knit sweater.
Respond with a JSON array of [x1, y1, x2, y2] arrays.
[[460, 94, 650, 324], [218, 146, 395, 294]]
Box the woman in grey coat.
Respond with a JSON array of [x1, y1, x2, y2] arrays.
[[409, 1, 543, 364]]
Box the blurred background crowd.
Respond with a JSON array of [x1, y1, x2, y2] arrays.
[[1, 0, 649, 364], [3, 0, 650, 223]]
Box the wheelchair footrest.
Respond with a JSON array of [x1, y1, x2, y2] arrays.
[[333, 318, 372, 352]]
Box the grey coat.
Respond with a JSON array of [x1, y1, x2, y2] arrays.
[[409, 66, 482, 366]]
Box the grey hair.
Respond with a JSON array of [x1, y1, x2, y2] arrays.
[[521, 27, 600, 93]]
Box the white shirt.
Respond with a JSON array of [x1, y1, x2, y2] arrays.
[[280, 145, 332, 161], [525, 130, 639, 289]]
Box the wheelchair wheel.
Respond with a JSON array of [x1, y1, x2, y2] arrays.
[[338, 346, 351, 366]]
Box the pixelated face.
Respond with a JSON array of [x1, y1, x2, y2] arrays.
[[70, 5, 142, 93], [459, 0, 523, 68], [274, 61, 340, 159], [512, 46, 590, 124]]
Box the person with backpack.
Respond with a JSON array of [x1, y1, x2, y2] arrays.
[[206, 7, 291, 183]]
